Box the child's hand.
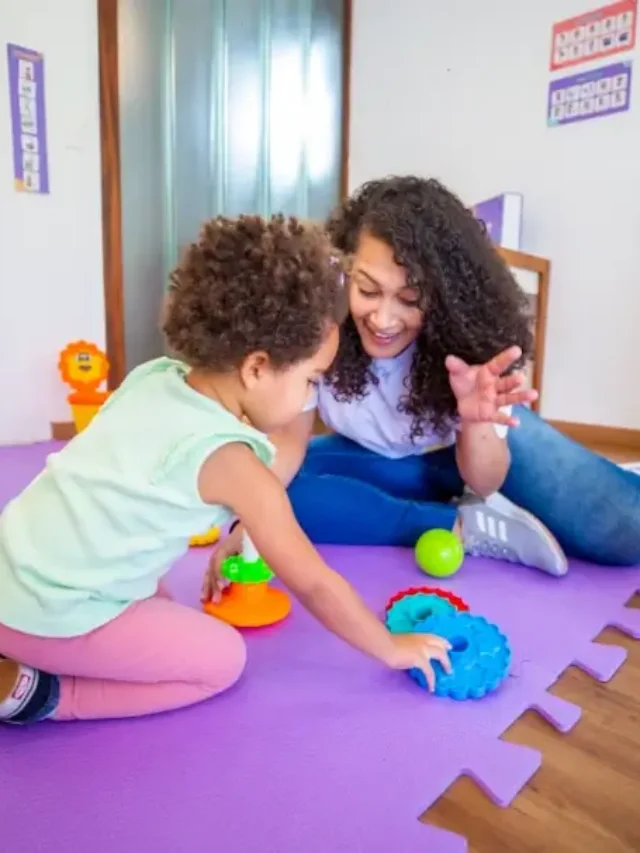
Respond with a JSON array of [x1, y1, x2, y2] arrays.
[[198, 444, 455, 672], [200, 524, 243, 603], [387, 633, 452, 693]]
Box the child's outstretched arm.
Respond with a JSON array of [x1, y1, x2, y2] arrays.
[[204, 410, 316, 578], [199, 443, 451, 690]]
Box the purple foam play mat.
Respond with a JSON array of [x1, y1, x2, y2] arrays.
[[1, 442, 638, 853]]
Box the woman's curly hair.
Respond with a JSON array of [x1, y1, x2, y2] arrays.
[[325, 176, 533, 439], [163, 214, 347, 369]]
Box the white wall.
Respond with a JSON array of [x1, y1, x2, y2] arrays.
[[349, 0, 640, 428], [0, 0, 105, 444]]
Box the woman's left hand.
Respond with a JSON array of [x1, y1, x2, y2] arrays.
[[445, 345, 538, 427]]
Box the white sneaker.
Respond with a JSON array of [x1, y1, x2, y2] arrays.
[[458, 493, 568, 577], [0, 659, 39, 722]]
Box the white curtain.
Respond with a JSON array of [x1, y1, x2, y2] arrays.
[[119, 0, 346, 369], [167, 0, 345, 261]]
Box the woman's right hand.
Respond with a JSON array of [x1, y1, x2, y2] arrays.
[[200, 523, 244, 603], [386, 633, 452, 693]]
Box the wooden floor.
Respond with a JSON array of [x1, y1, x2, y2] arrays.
[[425, 449, 640, 851], [426, 604, 640, 851]]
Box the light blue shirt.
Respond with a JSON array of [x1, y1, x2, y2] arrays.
[[309, 345, 509, 459]]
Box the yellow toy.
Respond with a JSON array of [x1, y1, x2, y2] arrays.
[[189, 526, 220, 548], [58, 341, 110, 432]]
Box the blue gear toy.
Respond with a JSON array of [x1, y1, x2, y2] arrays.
[[410, 612, 511, 700], [385, 592, 456, 634]]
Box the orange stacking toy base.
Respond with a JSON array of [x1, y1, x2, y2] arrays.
[[203, 581, 291, 628]]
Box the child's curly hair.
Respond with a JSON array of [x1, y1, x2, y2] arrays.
[[325, 176, 533, 439], [163, 215, 347, 369]]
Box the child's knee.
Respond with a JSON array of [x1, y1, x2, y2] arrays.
[[220, 626, 247, 688], [202, 624, 247, 694]]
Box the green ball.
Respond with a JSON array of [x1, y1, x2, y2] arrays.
[[414, 528, 464, 578]]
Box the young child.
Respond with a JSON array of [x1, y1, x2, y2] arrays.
[[0, 215, 451, 724]]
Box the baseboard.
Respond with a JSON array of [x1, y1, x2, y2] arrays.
[[51, 421, 76, 441], [548, 419, 640, 451]]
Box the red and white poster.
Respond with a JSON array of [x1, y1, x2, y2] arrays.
[[550, 0, 637, 71]]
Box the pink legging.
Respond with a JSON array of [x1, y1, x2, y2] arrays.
[[0, 588, 246, 721]]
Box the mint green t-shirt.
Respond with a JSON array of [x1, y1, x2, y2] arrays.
[[0, 358, 274, 638]]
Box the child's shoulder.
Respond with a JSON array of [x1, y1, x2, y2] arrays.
[[100, 357, 184, 408], [97, 357, 274, 468], [119, 357, 185, 390]]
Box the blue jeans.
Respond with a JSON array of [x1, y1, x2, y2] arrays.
[[288, 406, 640, 565]]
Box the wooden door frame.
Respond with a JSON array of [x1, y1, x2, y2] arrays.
[[497, 247, 550, 413], [98, 0, 126, 389], [97, 0, 353, 390], [340, 0, 352, 198]]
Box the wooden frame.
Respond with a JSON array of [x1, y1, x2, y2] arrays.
[[340, 0, 352, 199], [497, 247, 550, 412], [98, 0, 126, 389]]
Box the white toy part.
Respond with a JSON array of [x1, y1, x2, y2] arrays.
[[242, 531, 260, 562]]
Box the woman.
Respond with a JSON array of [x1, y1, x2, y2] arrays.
[[213, 176, 640, 578]]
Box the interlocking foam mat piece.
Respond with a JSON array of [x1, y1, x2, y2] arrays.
[[1, 443, 639, 852]]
